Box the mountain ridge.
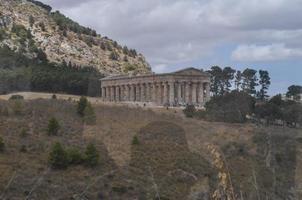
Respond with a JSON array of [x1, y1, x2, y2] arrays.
[[0, 0, 151, 75]]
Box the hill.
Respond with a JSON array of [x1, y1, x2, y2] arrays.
[[0, 95, 301, 199], [0, 0, 151, 76]]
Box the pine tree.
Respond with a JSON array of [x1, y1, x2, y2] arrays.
[[84, 103, 96, 125], [47, 117, 60, 135], [241, 68, 258, 96], [84, 143, 99, 167], [235, 70, 242, 91], [49, 142, 69, 169], [77, 96, 88, 116], [257, 70, 271, 101]]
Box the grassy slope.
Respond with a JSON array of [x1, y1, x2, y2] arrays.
[[0, 96, 301, 199]]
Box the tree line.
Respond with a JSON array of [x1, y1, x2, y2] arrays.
[[207, 66, 271, 101]]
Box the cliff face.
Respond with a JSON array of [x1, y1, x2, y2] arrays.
[[0, 0, 152, 75]]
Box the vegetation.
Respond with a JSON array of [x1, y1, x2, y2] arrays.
[[47, 117, 60, 135], [83, 102, 96, 125], [77, 96, 88, 116], [67, 148, 83, 165], [49, 142, 69, 169], [132, 135, 139, 145], [27, 0, 52, 13], [183, 104, 196, 118], [0, 45, 103, 96], [9, 95, 24, 100], [0, 136, 4, 152], [84, 143, 99, 167], [286, 85, 302, 101]]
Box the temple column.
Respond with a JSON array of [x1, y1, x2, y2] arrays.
[[159, 83, 163, 105], [136, 84, 140, 102], [163, 82, 168, 105], [192, 82, 197, 105], [177, 82, 182, 105], [205, 83, 210, 102], [198, 82, 204, 106], [101, 87, 105, 99], [125, 85, 130, 101], [169, 82, 175, 106], [130, 84, 135, 101], [106, 87, 110, 101], [141, 83, 146, 102], [116, 86, 120, 102], [145, 83, 150, 102], [152, 82, 157, 104], [185, 82, 191, 104]]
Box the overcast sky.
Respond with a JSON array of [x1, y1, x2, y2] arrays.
[[41, 0, 302, 95]]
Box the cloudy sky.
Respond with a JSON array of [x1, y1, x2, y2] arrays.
[[41, 0, 302, 95]]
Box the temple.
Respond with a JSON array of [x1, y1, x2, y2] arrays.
[[100, 68, 211, 106]]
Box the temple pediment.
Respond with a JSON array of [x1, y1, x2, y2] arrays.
[[173, 67, 207, 76]]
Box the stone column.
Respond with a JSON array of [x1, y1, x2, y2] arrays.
[[125, 85, 130, 101], [163, 82, 168, 105], [169, 82, 175, 106], [112, 86, 116, 101], [185, 82, 191, 104], [177, 82, 182, 104], [198, 82, 204, 106], [141, 83, 146, 102], [116, 86, 120, 102], [205, 83, 210, 102], [192, 82, 197, 105], [151, 82, 156, 104], [145, 83, 150, 102], [130, 84, 135, 102], [101, 87, 105, 99], [106, 87, 110, 101], [159, 83, 163, 105], [136, 84, 140, 102]]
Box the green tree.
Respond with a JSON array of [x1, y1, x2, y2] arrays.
[[222, 67, 236, 93], [286, 85, 302, 101], [67, 148, 83, 165], [109, 51, 119, 60], [29, 15, 35, 27], [49, 142, 69, 169], [283, 103, 302, 127], [84, 102, 96, 125], [234, 70, 242, 91], [77, 96, 88, 116], [241, 68, 258, 96], [257, 70, 271, 101], [132, 135, 139, 145], [208, 66, 223, 96], [0, 137, 4, 152], [47, 117, 60, 135], [183, 104, 196, 118], [84, 143, 99, 167]]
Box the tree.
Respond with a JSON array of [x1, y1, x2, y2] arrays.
[[83, 102, 96, 125], [183, 104, 196, 118], [109, 51, 119, 60], [0, 137, 4, 152], [257, 70, 271, 101], [77, 96, 88, 116], [132, 135, 139, 145], [36, 48, 48, 63], [29, 15, 35, 27], [234, 70, 242, 91], [222, 67, 236, 93], [283, 102, 302, 127], [49, 142, 69, 169], [208, 66, 223, 96], [286, 85, 302, 101], [84, 143, 99, 167], [47, 117, 60, 135], [241, 68, 258, 96]]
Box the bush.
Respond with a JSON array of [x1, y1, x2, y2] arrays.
[[20, 128, 28, 138], [11, 100, 24, 115], [132, 135, 139, 145], [49, 142, 69, 169], [67, 148, 83, 165], [84, 143, 99, 167], [52, 94, 57, 99], [84, 103, 96, 125], [0, 137, 4, 152], [47, 117, 60, 136], [77, 96, 88, 116], [183, 104, 196, 118], [20, 145, 27, 153], [9, 95, 24, 100]]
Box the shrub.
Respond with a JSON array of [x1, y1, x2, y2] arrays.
[[0, 137, 4, 152], [49, 142, 69, 169], [9, 95, 24, 100], [20, 145, 27, 153], [84, 143, 99, 167], [52, 94, 57, 99], [11, 100, 24, 115], [47, 117, 60, 136], [183, 104, 196, 118], [67, 148, 83, 165], [77, 96, 88, 116], [132, 135, 139, 145], [84, 103, 96, 125], [20, 128, 28, 138]]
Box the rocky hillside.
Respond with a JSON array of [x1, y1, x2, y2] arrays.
[[0, 0, 151, 75]]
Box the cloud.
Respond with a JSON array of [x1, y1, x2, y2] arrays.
[[231, 43, 302, 62], [39, 0, 302, 69]]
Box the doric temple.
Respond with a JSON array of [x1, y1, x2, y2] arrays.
[[100, 68, 211, 106]]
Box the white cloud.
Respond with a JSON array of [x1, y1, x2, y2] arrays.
[[231, 43, 302, 62], [40, 0, 302, 69]]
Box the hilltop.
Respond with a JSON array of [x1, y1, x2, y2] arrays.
[[0, 0, 151, 75]]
